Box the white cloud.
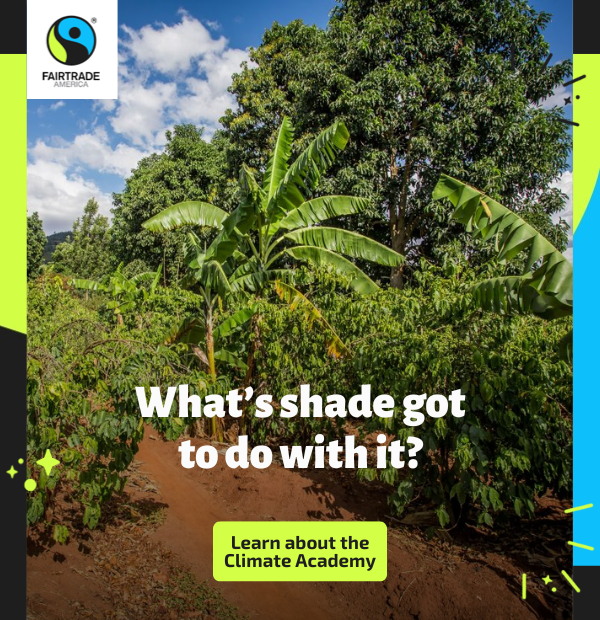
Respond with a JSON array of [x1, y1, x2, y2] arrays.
[[121, 11, 227, 75], [107, 13, 250, 147], [27, 128, 151, 232], [109, 78, 178, 146], [30, 128, 150, 178], [27, 160, 112, 233], [28, 11, 251, 233], [538, 83, 572, 110]]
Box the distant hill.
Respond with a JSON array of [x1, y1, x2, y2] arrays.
[[44, 231, 71, 263]]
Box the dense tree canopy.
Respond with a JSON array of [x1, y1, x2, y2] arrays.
[[221, 0, 572, 285], [51, 198, 112, 278], [27, 212, 46, 280], [111, 125, 229, 281]]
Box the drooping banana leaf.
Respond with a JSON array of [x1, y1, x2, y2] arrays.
[[143, 201, 228, 232], [213, 305, 258, 342], [195, 260, 232, 296], [284, 246, 379, 295], [277, 195, 370, 231], [433, 174, 572, 321], [284, 227, 404, 267]]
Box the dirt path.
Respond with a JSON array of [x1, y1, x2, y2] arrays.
[[137, 438, 335, 620], [136, 434, 551, 620]]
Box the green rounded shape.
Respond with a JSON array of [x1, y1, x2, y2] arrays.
[[24, 479, 37, 492], [18, 458, 24, 464], [48, 26, 67, 63]]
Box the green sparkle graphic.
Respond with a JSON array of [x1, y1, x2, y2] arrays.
[[36, 449, 60, 476]]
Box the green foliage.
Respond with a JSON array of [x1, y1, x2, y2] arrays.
[[145, 119, 403, 297], [111, 125, 229, 281], [72, 263, 163, 327], [26, 277, 220, 534], [51, 198, 112, 278], [251, 265, 572, 526], [27, 212, 46, 280], [221, 1, 572, 284], [434, 174, 573, 321], [26, 7, 575, 540]]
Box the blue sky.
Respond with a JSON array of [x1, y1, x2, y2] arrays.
[[27, 0, 574, 253]]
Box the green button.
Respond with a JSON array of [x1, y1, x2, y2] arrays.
[[213, 521, 387, 581]]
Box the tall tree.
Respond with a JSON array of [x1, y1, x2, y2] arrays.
[[51, 198, 111, 278], [221, 0, 572, 286], [111, 124, 229, 281], [27, 212, 46, 280]]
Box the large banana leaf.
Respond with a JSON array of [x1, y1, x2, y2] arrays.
[[263, 117, 293, 202], [143, 201, 228, 232], [204, 196, 258, 264], [470, 275, 572, 319], [230, 269, 293, 294], [214, 349, 248, 370], [284, 227, 404, 267], [278, 196, 370, 230], [72, 278, 105, 291], [267, 122, 350, 221], [239, 164, 264, 204], [213, 305, 258, 341], [274, 280, 350, 358], [433, 174, 572, 320], [195, 260, 232, 296], [285, 246, 379, 295]]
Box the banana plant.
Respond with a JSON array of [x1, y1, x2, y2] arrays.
[[433, 174, 572, 357], [165, 231, 257, 378], [72, 263, 162, 327], [161, 231, 257, 440], [143, 118, 404, 345]]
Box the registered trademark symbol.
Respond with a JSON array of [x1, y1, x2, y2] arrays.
[[91, 17, 97, 24]]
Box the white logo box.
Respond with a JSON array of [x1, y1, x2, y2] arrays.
[[27, 0, 118, 100]]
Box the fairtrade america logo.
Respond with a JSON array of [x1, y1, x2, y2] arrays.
[[47, 16, 96, 66]]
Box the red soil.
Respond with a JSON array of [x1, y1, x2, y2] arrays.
[[28, 432, 570, 620]]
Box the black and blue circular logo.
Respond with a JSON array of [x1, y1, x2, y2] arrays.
[[47, 16, 96, 66]]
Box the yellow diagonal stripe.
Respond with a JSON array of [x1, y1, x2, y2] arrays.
[[565, 503, 593, 513], [568, 541, 594, 551], [561, 570, 581, 593]]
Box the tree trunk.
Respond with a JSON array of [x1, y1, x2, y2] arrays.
[[389, 120, 417, 289], [390, 231, 407, 289], [205, 314, 224, 442], [241, 313, 260, 437], [206, 320, 216, 382]]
